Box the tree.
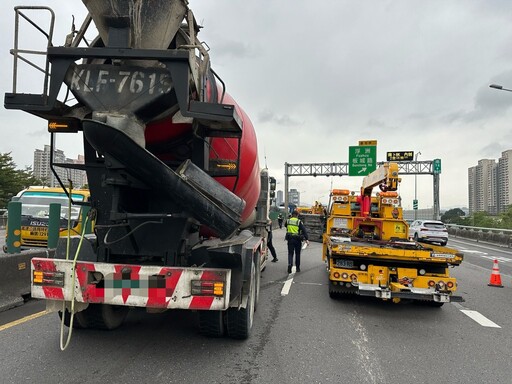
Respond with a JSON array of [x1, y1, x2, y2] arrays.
[[441, 208, 465, 224], [498, 205, 512, 229], [0, 152, 42, 208]]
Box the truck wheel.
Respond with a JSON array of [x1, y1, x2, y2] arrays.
[[77, 304, 129, 330], [58, 308, 89, 329], [198, 311, 225, 337], [226, 262, 256, 339]]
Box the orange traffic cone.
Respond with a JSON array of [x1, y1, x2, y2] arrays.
[[488, 259, 504, 288]]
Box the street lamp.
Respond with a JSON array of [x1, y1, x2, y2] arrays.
[[414, 151, 421, 220], [489, 84, 512, 92]]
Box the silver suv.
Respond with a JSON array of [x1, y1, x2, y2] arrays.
[[409, 220, 448, 246]]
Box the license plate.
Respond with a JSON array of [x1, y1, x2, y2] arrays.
[[24, 226, 48, 236], [335, 259, 353, 268]]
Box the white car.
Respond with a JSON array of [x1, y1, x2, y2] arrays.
[[409, 220, 448, 246]]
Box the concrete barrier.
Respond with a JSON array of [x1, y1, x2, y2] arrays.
[[0, 249, 48, 312]]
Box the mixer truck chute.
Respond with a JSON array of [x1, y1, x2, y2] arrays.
[[5, 1, 270, 339]]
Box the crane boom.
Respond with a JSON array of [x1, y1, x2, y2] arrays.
[[361, 162, 400, 197]]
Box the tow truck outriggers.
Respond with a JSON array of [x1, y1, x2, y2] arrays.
[[323, 162, 463, 306]]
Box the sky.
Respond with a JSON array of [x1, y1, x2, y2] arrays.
[[1, 0, 512, 210]]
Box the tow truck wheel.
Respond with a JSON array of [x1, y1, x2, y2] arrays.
[[77, 304, 130, 330], [427, 301, 444, 307], [198, 311, 225, 337], [226, 261, 256, 339]]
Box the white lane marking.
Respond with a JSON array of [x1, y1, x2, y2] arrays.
[[458, 249, 488, 255], [281, 268, 296, 296], [460, 309, 501, 328], [480, 255, 512, 263]]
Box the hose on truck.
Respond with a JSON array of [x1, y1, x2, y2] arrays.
[[59, 182, 90, 351]]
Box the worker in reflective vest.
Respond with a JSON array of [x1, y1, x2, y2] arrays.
[[285, 210, 309, 273]]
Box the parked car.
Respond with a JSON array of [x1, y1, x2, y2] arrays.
[[409, 219, 448, 246]]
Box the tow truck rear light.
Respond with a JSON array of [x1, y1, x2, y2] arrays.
[[191, 280, 225, 296], [341, 273, 349, 279], [428, 280, 436, 287], [33, 270, 65, 286], [446, 281, 454, 289]]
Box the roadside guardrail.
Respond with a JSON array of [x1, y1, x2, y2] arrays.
[[446, 224, 512, 248]]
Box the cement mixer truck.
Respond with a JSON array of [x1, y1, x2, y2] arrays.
[[4, 1, 271, 339]]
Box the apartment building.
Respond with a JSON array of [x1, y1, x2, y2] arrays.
[[33, 145, 87, 188], [468, 149, 512, 215]]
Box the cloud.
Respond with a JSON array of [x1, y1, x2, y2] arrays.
[[257, 110, 303, 127]]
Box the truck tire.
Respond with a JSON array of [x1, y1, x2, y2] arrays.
[[75, 304, 129, 330], [58, 308, 90, 329], [226, 261, 256, 339], [198, 310, 225, 337]]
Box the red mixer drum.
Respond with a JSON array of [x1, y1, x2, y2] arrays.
[[145, 91, 260, 229]]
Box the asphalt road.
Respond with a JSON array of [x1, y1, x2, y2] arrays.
[[0, 229, 511, 384]]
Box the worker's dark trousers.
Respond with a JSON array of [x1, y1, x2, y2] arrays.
[[287, 238, 302, 268]]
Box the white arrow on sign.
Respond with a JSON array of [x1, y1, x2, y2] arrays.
[[358, 167, 367, 174]]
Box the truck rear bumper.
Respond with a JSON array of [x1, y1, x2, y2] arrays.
[[357, 283, 464, 302], [31, 258, 231, 310]]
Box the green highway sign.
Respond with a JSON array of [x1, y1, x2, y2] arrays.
[[349, 145, 377, 176], [433, 158, 441, 174], [413, 199, 418, 210]]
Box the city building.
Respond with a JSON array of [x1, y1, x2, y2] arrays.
[[289, 188, 300, 206], [468, 149, 512, 215], [276, 190, 284, 207], [33, 145, 87, 188], [498, 149, 512, 213]]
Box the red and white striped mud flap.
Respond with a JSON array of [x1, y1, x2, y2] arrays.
[[31, 258, 231, 311]]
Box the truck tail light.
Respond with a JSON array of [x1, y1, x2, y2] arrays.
[[33, 270, 65, 286], [446, 281, 454, 289], [191, 280, 225, 296]]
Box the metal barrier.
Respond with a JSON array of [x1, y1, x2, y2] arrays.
[[446, 224, 512, 248]]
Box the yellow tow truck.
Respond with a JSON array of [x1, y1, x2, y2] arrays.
[[12, 187, 92, 247], [323, 163, 463, 306]]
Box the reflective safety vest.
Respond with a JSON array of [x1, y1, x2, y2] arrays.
[[286, 217, 301, 235]]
